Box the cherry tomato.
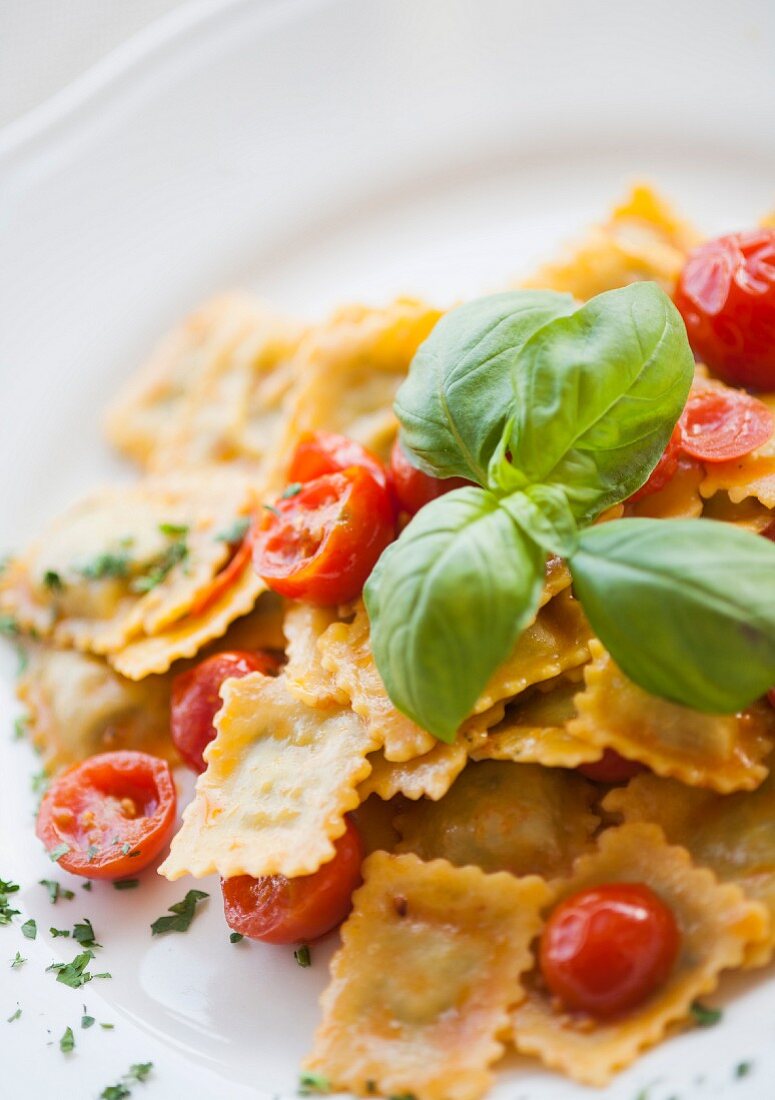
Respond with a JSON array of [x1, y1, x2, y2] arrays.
[[190, 521, 255, 618], [36, 751, 176, 879], [171, 650, 279, 773], [627, 425, 682, 503], [540, 883, 681, 1018], [221, 817, 363, 943], [288, 431, 391, 494], [253, 467, 395, 605], [577, 750, 646, 784], [390, 438, 472, 515], [675, 230, 775, 390], [679, 388, 772, 463]]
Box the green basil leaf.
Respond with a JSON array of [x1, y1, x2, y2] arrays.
[[501, 485, 579, 557], [508, 282, 693, 523], [365, 487, 545, 740], [395, 291, 576, 484], [570, 518, 775, 712]]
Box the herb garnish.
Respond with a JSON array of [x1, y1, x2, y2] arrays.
[[48, 842, 70, 863], [0, 614, 19, 638], [113, 879, 139, 891], [78, 550, 132, 581], [81, 1013, 95, 1029], [690, 1001, 722, 1028], [50, 927, 70, 938], [20, 918, 36, 940], [0, 879, 21, 925], [735, 1061, 753, 1078], [282, 483, 303, 500], [40, 879, 75, 903], [59, 1026, 75, 1053], [73, 918, 101, 948], [12, 715, 27, 741], [294, 944, 312, 968], [299, 1072, 331, 1095], [100, 1062, 154, 1100], [10, 952, 25, 969], [229, 932, 243, 944], [150, 889, 208, 935], [216, 516, 251, 543], [48, 948, 109, 989], [7, 1005, 21, 1023], [131, 538, 188, 593], [43, 570, 65, 593], [367, 283, 775, 739], [158, 522, 189, 538]]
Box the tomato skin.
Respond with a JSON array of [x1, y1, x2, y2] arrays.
[[577, 750, 646, 784], [540, 883, 681, 1018], [221, 818, 363, 944], [627, 426, 682, 503], [390, 439, 472, 515], [675, 230, 775, 390], [253, 467, 395, 605], [171, 650, 279, 773], [36, 751, 176, 879], [289, 431, 391, 494], [190, 523, 256, 618], [678, 387, 772, 462]]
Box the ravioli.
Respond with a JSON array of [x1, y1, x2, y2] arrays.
[[511, 823, 768, 1086], [568, 640, 775, 792], [627, 458, 704, 519], [283, 601, 348, 708], [605, 772, 775, 967], [159, 672, 379, 880], [522, 183, 699, 298], [358, 742, 469, 802], [305, 851, 551, 1100], [395, 761, 599, 880]]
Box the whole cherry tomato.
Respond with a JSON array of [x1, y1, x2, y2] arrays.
[[540, 883, 681, 1018], [221, 817, 363, 943], [577, 750, 646, 784], [627, 425, 683, 503], [36, 751, 176, 879], [390, 438, 472, 515], [288, 431, 391, 494], [674, 230, 775, 390], [171, 650, 279, 773], [679, 388, 772, 463], [253, 467, 395, 605]]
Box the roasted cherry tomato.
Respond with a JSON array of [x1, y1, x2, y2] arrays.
[[675, 230, 775, 390], [288, 431, 391, 494], [540, 883, 681, 1018], [171, 650, 279, 773], [253, 467, 395, 605], [221, 817, 363, 943], [627, 425, 682, 503], [577, 750, 646, 784], [390, 438, 472, 515], [36, 751, 176, 879], [679, 388, 772, 463]]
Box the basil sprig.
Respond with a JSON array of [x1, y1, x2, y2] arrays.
[[366, 282, 775, 741]]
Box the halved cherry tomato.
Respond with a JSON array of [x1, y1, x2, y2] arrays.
[[390, 438, 472, 515], [627, 425, 683, 503], [675, 230, 775, 390], [288, 431, 391, 494], [253, 467, 395, 605], [540, 883, 680, 1018], [679, 388, 773, 463], [190, 521, 255, 618], [577, 750, 646, 784], [36, 750, 176, 879], [171, 650, 279, 773], [221, 817, 363, 943]]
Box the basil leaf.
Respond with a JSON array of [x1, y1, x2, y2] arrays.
[[395, 291, 576, 484], [501, 485, 579, 557], [508, 282, 693, 523], [365, 487, 545, 740], [570, 518, 775, 712]]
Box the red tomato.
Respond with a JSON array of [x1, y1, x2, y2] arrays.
[[190, 522, 255, 618], [577, 750, 646, 784], [540, 883, 681, 1018], [36, 751, 176, 880], [171, 650, 279, 773], [679, 388, 772, 463], [627, 425, 682, 503], [390, 438, 472, 515], [221, 818, 363, 943], [253, 467, 395, 605], [288, 431, 391, 494], [675, 230, 775, 390]]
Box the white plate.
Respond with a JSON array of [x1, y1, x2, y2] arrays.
[[2, 1, 775, 1096]]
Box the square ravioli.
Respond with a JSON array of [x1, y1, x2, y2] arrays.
[[305, 851, 551, 1100], [511, 823, 768, 1085], [159, 672, 380, 880]]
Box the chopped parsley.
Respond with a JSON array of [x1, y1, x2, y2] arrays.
[[281, 483, 303, 500], [299, 1072, 330, 1095], [12, 715, 27, 741], [6, 1005, 21, 1023], [48, 948, 109, 989], [31, 769, 49, 801], [78, 550, 132, 581], [20, 919, 37, 940], [216, 516, 251, 543], [263, 503, 280, 517], [59, 1025, 75, 1053], [50, 927, 70, 938], [690, 1001, 722, 1028], [81, 1013, 95, 1029], [48, 843, 70, 863], [43, 570, 66, 593], [150, 889, 208, 935], [294, 944, 311, 968], [73, 918, 101, 948], [100, 1062, 154, 1099], [100, 1022, 114, 1030], [10, 952, 25, 969], [0, 614, 20, 638], [735, 1061, 753, 1078], [0, 878, 21, 925], [40, 879, 75, 904], [113, 879, 139, 891], [131, 539, 188, 593], [158, 522, 189, 538], [86, 844, 99, 863], [229, 932, 243, 944]]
